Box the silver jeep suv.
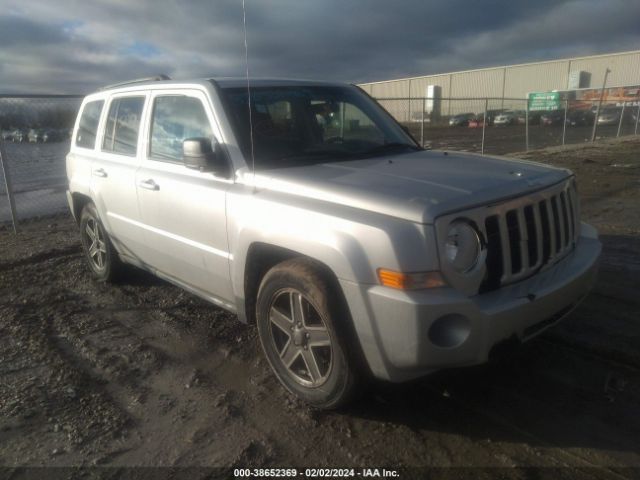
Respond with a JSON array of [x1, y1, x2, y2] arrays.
[[66, 76, 601, 408]]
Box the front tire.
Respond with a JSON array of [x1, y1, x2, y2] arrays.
[[79, 203, 123, 282], [256, 258, 359, 409]]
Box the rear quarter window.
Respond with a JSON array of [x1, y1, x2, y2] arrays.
[[75, 100, 104, 149]]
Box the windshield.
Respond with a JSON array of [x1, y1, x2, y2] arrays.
[[218, 84, 419, 170]]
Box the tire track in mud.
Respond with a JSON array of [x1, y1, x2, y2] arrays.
[[0, 245, 80, 271]]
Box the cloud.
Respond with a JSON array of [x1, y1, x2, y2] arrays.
[[0, 0, 638, 94]]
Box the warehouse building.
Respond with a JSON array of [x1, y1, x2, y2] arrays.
[[358, 50, 640, 100]]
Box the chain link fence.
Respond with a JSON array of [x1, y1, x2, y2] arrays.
[[1, 93, 639, 230], [0, 95, 82, 231], [376, 96, 640, 154]]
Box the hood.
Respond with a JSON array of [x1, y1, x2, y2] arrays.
[[255, 150, 571, 224]]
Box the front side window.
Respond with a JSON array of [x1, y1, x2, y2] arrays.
[[219, 85, 418, 170], [75, 100, 104, 149], [102, 96, 145, 156], [150, 96, 213, 162]]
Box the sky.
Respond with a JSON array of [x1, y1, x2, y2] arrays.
[[1, 0, 639, 94]]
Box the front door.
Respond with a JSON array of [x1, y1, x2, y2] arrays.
[[135, 90, 233, 304]]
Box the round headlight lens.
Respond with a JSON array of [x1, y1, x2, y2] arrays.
[[445, 221, 481, 273]]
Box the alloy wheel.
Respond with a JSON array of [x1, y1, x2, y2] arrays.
[[268, 289, 333, 387], [83, 217, 107, 271]]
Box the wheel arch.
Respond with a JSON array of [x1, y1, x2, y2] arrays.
[[70, 192, 93, 224], [242, 242, 345, 326], [244, 242, 372, 381]]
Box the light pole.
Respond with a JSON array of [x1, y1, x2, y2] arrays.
[[591, 68, 611, 142]]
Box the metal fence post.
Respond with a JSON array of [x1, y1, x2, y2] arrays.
[[420, 97, 425, 147], [617, 101, 626, 137], [635, 103, 640, 135], [562, 99, 568, 146], [0, 137, 18, 234], [481, 98, 488, 154], [408, 80, 412, 123], [591, 68, 610, 142], [525, 100, 529, 151]]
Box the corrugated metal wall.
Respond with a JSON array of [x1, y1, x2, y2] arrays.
[[503, 61, 569, 98], [450, 68, 504, 98], [569, 51, 640, 87], [360, 50, 640, 100]]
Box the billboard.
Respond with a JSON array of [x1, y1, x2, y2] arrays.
[[528, 92, 561, 111], [572, 85, 640, 109], [529, 85, 640, 111]]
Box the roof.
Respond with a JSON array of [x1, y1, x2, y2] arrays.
[[210, 77, 347, 88], [96, 76, 348, 94]]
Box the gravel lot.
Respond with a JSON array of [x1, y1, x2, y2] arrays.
[[1, 137, 639, 477]]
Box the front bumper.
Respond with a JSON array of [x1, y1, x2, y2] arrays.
[[340, 222, 601, 382]]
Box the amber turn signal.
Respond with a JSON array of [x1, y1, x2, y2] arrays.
[[377, 269, 446, 290]]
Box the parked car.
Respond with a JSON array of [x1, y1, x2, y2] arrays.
[[28, 128, 45, 143], [596, 106, 622, 126], [448, 113, 475, 127], [10, 129, 27, 143], [67, 76, 601, 408], [1, 130, 14, 142], [541, 111, 564, 126], [467, 115, 483, 128], [509, 110, 538, 125], [409, 111, 438, 124], [468, 109, 504, 127], [567, 109, 595, 127], [42, 129, 64, 143], [493, 111, 518, 126]]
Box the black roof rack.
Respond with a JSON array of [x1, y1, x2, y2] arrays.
[[100, 74, 171, 91]]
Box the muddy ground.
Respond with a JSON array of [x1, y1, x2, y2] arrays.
[[1, 137, 639, 478]]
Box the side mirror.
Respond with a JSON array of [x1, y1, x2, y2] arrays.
[[183, 137, 228, 175]]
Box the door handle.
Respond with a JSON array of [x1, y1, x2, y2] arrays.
[[93, 168, 107, 178], [138, 179, 159, 191]]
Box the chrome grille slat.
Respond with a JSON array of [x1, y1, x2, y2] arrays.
[[568, 196, 575, 245], [556, 195, 567, 252], [573, 184, 581, 241], [565, 188, 577, 244], [531, 203, 544, 270], [498, 215, 512, 283], [545, 199, 557, 259], [516, 208, 529, 270]]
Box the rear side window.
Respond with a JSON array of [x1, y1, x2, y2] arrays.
[[75, 100, 104, 149], [102, 96, 145, 156], [150, 96, 213, 162]]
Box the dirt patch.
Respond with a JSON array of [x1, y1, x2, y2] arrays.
[[1, 137, 639, 475]]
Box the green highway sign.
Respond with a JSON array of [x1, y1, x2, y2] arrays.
[[528, 92, 561, 111]]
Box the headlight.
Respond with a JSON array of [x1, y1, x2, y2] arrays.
[[445, 220, 481, 273]]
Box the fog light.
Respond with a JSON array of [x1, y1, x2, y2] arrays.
[[428, 314, 471, 348]]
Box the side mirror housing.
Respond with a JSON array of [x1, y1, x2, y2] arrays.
[[183, 138, 228, 175]]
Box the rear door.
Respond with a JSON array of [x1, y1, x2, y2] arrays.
[[135, 89, 233, 304], [91, 92, 149, 259]]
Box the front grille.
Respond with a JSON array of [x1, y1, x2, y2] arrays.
[[481, 181, 579, 291]]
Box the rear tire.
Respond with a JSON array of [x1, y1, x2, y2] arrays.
[[79, 203, 124, 282], [256, 258, 359, 409]]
